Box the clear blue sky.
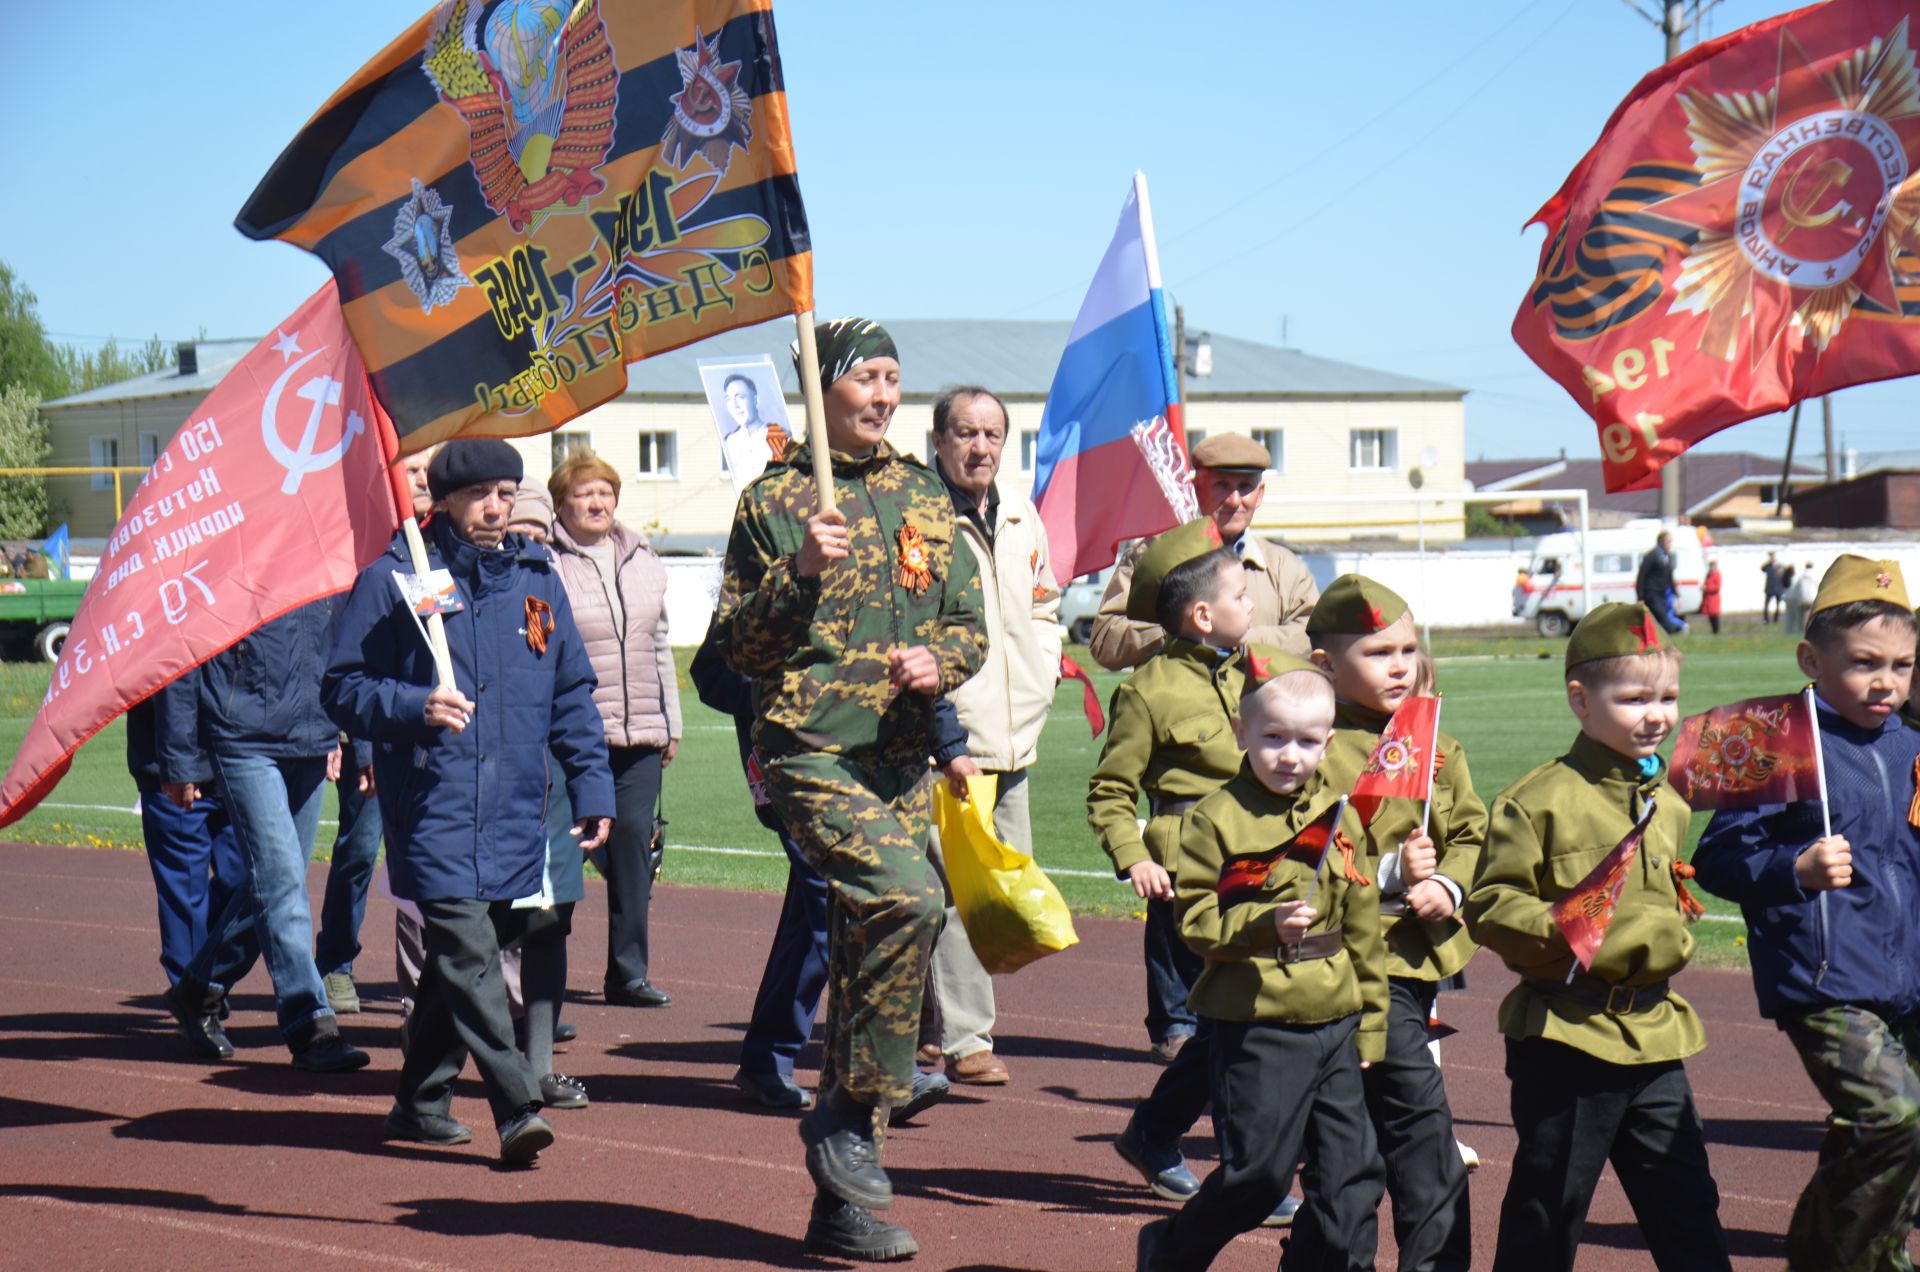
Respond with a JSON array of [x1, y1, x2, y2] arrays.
[[6, 0, 1910, 465]]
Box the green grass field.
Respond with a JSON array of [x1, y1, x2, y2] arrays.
[[0, 617, 1816, 967]]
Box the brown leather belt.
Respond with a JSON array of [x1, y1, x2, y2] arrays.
[[1279, 926, 1346, 964], [1152, 797, 1199, 818], [1525, 974, 1672, 1015]]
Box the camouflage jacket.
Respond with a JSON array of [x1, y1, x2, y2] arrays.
[[718, 441, 987, 768]]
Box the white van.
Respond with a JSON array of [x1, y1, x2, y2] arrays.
[[1512, 520, 1707, 637]]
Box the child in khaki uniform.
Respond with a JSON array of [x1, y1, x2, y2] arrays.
[[1310, 575, 1481, 1272], [1137, 647, 1385, 1271], [1464, 602, 1731, 1272]]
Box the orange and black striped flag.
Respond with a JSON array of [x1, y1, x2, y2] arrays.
[[237, 0, 812, 453]]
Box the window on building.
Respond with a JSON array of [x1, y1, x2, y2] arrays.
[[551, 431, 593, 467], [90, 436, 119, 491], [1756, 483, 1778, 505], [1019, 429, 1039, 474], [1348, 428, 1398, 471], [139, 432, 164, 467], [1251, 428, 1283, 473], [635, 430, 678, 479]]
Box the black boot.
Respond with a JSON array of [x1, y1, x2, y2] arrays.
[[161, 979, 233, 1060], [803, 1192, 918, 1262], [799, 1085, 892, 1210]]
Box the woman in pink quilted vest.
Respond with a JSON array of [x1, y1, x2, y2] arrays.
[[546, 451, 682, 1009]]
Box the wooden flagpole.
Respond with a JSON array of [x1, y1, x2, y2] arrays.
[[401, 515, 457, 690], [1420, 693, 1443, 838], [793, 311, 836, 514], [1806, 684, 1832, 985]]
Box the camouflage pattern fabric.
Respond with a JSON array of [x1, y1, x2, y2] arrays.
[[767, 749, 942, 1105], [718, 441, 987, 769], [1779, 1004, 1920, 1272]]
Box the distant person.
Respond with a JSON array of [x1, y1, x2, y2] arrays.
[[1761, 552, 1785, 623], [1090, 433, 1318, 667], [1787, 561, 1820, 633], [1700, 559, 1723, 636], [1634, 532, 1685, 634]]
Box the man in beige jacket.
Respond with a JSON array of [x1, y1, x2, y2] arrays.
[[1089, 433, 1319, 667], [926, 385, 1065, 1086]]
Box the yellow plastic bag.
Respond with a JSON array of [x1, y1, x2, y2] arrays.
[[934, 775, 1079, 974]]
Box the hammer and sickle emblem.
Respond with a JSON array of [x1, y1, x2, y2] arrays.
[[1778, 157, 1855, 241], [262, 347, 366, 495]]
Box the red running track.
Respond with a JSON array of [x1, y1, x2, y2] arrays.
[[0, 843, 1875, 1269]]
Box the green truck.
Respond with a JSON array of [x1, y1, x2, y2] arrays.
[[0, 578, 87, 663]]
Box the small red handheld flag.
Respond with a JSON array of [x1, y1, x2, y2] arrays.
[[1551, 801, 1657, 972], [1349, 695, 1441, 826], [1669, 693, 1820, 809], [1216, 796, 1350, 912]]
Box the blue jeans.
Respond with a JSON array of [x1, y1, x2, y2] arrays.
[[189, 754, 333, 1044], [315, 771, 382, 976], [738, 834, 830, 1080], [1144, 896, 1203, 1044], [136, 778, 254, 986]]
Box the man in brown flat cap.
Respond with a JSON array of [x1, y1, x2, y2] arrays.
[[1090, 432, 1319, 669]]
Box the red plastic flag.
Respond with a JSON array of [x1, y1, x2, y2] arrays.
[[1059, 654, 1106, 738], [1513, 1, 1920, 492], [0, 284, 404, 825], [1551, 801, 1657, 971], [1349, 695, 1441, 826], [1216, 796, 1349, 911], [1670, 692, 1821, 808]]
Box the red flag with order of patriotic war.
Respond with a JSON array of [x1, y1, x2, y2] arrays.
[[1513, 1, 1920, 492], [1669, 692, 1822, 809], [1349, 695, 1441, 826], [1216, 798, 1348, 912], [1550, 801, 1658, 972]]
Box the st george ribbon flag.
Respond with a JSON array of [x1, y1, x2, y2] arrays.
[[235, 0, 812, 452], [1513, 1, 1920, 492], [0, 285, 404, 825], [1669, 692, 1821, 809], [1349, 694, 1441, 826], [1032, 171, 1197, 585], [1551, 799, 1658, 971]]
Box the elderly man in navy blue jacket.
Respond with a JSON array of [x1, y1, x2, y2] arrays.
[[324, 439, 614, 1168]]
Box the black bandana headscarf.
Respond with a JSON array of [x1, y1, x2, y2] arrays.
[[790, 317, 898, 387]]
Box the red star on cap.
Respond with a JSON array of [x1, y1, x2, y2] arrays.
[[1635, 611, 1661, 652], [1247, 651, 1273, 683], [1365, 602, 1386, 631], [1877, 572, 1894, 589], [1202, 521, 1223, 547]]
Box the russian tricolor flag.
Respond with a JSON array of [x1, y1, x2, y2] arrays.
[[1032, 172, 1197, 584]]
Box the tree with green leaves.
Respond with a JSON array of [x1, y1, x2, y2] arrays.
[[0, 262, 71, 401], [0, 384, 51, 538], [57, 335, 172, 395]]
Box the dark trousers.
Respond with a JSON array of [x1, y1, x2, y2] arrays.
[[1134, 1017, 1215, 1149], [1778, 1004, 1920, 1272], [594, 745, 663, 991], [1365, 978, 1471, 1272], [398, 898, 554, 1126], [1493, 1037, 1731, 1272], [738, 834, 830, 1081], [136, 778, 249, 987], [315, 771, 382, 977], [1157, 1015, 1383, 1271], [1144, 896, 1203, 1043]]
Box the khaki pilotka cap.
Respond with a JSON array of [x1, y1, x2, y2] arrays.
[[1190, 433, 1273, 471], [1809, 555, 1912, 615], [1565, 601, 1668, 674], [1125, 517, 1227, 621], [1308, 574, 1410, 636], [1240, 644, 1331, 697]]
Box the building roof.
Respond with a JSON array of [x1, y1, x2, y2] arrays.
[[43, 319, 1464, 410], [1468, 452, 1822, 518]]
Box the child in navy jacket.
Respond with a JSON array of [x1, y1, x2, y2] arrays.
[[1693, 556, 1920, 1272]]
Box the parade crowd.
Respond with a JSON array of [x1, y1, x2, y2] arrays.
[[132, 319, 1920, 1271]]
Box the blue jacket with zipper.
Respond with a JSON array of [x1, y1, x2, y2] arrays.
[[1693, 700, 1920, 1022], [322, 519, 615, 904], [158, 598, 343, 780]]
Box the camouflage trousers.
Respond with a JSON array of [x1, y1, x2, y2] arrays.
[[765, 749, 943, 1106], [1779, 1004, 1920, 1272]]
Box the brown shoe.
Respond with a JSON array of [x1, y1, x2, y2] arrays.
[[947, 1050, 1010, 1085], [915, 1043, 943, 1067]]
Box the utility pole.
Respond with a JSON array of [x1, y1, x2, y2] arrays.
[[1821, 396, 1838, 483], [1173, 302, 1187, 411]]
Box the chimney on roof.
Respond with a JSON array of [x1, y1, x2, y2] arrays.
[[176, 342, 197, 377]]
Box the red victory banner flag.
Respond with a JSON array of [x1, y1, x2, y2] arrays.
[[1216, 796, 1350, 912], [1669, 691, 1822, 808], [235, 0, 812, 453], [1349, 695, 1442, 826], [1551, 800, 1658, 971], [0, 285, 405, 824], [1513, 1, 1920, 492]]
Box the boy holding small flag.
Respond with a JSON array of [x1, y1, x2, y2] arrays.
[[1137, 648, 1384, 1271], [1692, 556, 1920, 1271], [1311, 576, 1481, 1272], [1464, 602, 1731, 1272]]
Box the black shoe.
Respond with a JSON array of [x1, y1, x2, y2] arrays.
[[1136, 1217, 1171, 1271], [384, 1106, 472, 1146], [291, 1033, 370, 1073], [498, 1107, 554, 1167], [539, 1073, 589, 1110], [803, 1193, 919, 1262], [733, 1067, 813, 1111], [886, 1071, 950, 1126], [603, 980, 672, 1008], [553, 1020, 578, 1044], [162, 980, 234, 1061], [1114, 1120, 1200, 1201], [799, 1086, 892, 1210]]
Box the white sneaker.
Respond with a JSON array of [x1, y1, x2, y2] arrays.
[[1457, 1140, 1480, 1172]]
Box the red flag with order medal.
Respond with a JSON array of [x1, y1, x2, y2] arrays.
[[1551, 802, 1657, 971], [1669, 692, 1821, 808], [1349, 695, 1441, 825], [1514, 1, 1920, 492]]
